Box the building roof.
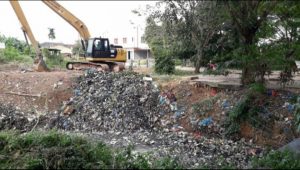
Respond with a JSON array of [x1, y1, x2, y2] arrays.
[[40, 42, 73, 49]]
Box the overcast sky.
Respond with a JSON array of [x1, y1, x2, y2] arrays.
[[0, 1, 157, 44]]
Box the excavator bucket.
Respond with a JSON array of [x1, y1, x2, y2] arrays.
[[34, 57, 50, 72]]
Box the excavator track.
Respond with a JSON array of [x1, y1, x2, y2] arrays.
[[66, 61, 125, 72]]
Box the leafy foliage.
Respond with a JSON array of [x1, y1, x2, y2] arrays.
[[141, 1, 300, 84], [252, 150, 300, 169], [42, 48, 66, 69], [48, 28, 56, 41], [0, 131, 182, 169], [72, 40, 84, 56], [223, 89, 270, 137], [154, 52, 175, 74]]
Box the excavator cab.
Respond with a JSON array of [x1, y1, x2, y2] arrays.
[[66, 37, 127, 71], [86, 38, 117, 58]]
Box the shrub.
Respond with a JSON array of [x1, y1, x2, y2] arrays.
[[0, 131, 182, 169], [252, 150, 300, 169], [0, 47, 33, 64], [154, 52, 175, 74]]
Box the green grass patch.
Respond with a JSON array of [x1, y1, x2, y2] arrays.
[[45, 56, 67, 69], [0, 130, 182, 169], [0, 48, 33, 64], [223, 89, 269, 137], [252, 149, 300, 169]]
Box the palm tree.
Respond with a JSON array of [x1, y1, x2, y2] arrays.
[[48, 28, 56, 48]]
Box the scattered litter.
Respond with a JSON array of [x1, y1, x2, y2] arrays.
[[199, 117, 213, 127]]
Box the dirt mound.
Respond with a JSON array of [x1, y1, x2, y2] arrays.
[[0, 70, 81, 113]]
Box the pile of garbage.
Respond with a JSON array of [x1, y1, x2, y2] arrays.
[[0, 104, 37, 132], [85, 128, 265, 169], [47, 70, 162, 133]]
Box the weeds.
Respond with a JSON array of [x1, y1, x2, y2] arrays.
[[192, 95, 220, 116], [0, 47, 33, 64], [0, 131, 181, 169], [223, 86, 270, 137], [252, 149, 300, 169]]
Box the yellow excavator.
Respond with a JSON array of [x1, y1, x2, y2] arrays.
[[10, 0, 127, 72]]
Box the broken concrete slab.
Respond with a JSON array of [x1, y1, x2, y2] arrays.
[[279, 138, 300, 156]]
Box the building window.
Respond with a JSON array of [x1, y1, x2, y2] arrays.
[[141, 36, 145, 43], [114, 38, 118, 44], [123, 37, 127, 44]]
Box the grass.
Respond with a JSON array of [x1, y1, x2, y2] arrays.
[[0, 49, 33, 64], [223, 88, 269, 137], [251, 149, 300, 169], [0, 130, 182, 169], [45, 55, 68, 69]]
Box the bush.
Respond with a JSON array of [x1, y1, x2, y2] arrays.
[[249, 82, 266, 94], [0, 131, 182, 169], [174, 59, 182, 66], [252, 150, 300, 169], [154, 52, 175, 74], [0, 47, 33, 64], [223, 91, 269, 137], [42, 48, 66, 69]]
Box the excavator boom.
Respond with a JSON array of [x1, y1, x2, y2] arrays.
[[42, 0, 90, 50], [10, 0, 127, 72], [10, 1, 49, 71]]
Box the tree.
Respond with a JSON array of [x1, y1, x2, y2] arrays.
[[48, 28, 56, 41], [225, 1, 277, 85], [72, 40, 84, 56], [143, 1, 227, 73]]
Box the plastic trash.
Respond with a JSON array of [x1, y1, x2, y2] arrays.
[[198, 117, 213, 127], [159, 95, 166, 105], [174, 110, 182, 118], [267, 89, 272, 96], [287, 104, 295, 113], [221, 100, 229, 109], [170, 102, 178, 111], [74, 89, 81, 96]]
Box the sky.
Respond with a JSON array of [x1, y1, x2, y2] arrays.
[[0, 1, 157, 44]]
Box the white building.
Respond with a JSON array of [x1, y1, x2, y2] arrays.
[[106, 25, 152, 62], [0, 42, 5, 49]]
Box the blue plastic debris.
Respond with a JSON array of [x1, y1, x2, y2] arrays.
[[63, 120, 70, 129], [74, 89, 81, 96], [198, 117, 213, 126], [267, 89, 272, 96], [159, 95, 167, 105], [159, 111, 165, 116], [174, 110, 182, 118], [287, 104, 295, 113], [221, 100, 229, 109]]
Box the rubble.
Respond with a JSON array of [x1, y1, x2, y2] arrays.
[[0, 69, 299, 168], [0, 104, 37, 132], [46, 70, 161, 133]]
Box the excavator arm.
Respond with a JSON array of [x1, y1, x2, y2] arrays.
[[42, 0, 91, 51], [10, 0, 49, 71], [10, 0, 126, 72]]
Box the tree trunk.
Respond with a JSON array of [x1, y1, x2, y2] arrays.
[[241, 33, 256, 85], [194, 62, 200, 73], [241, 66, 255, 85], [194, 51, 202, 73]]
